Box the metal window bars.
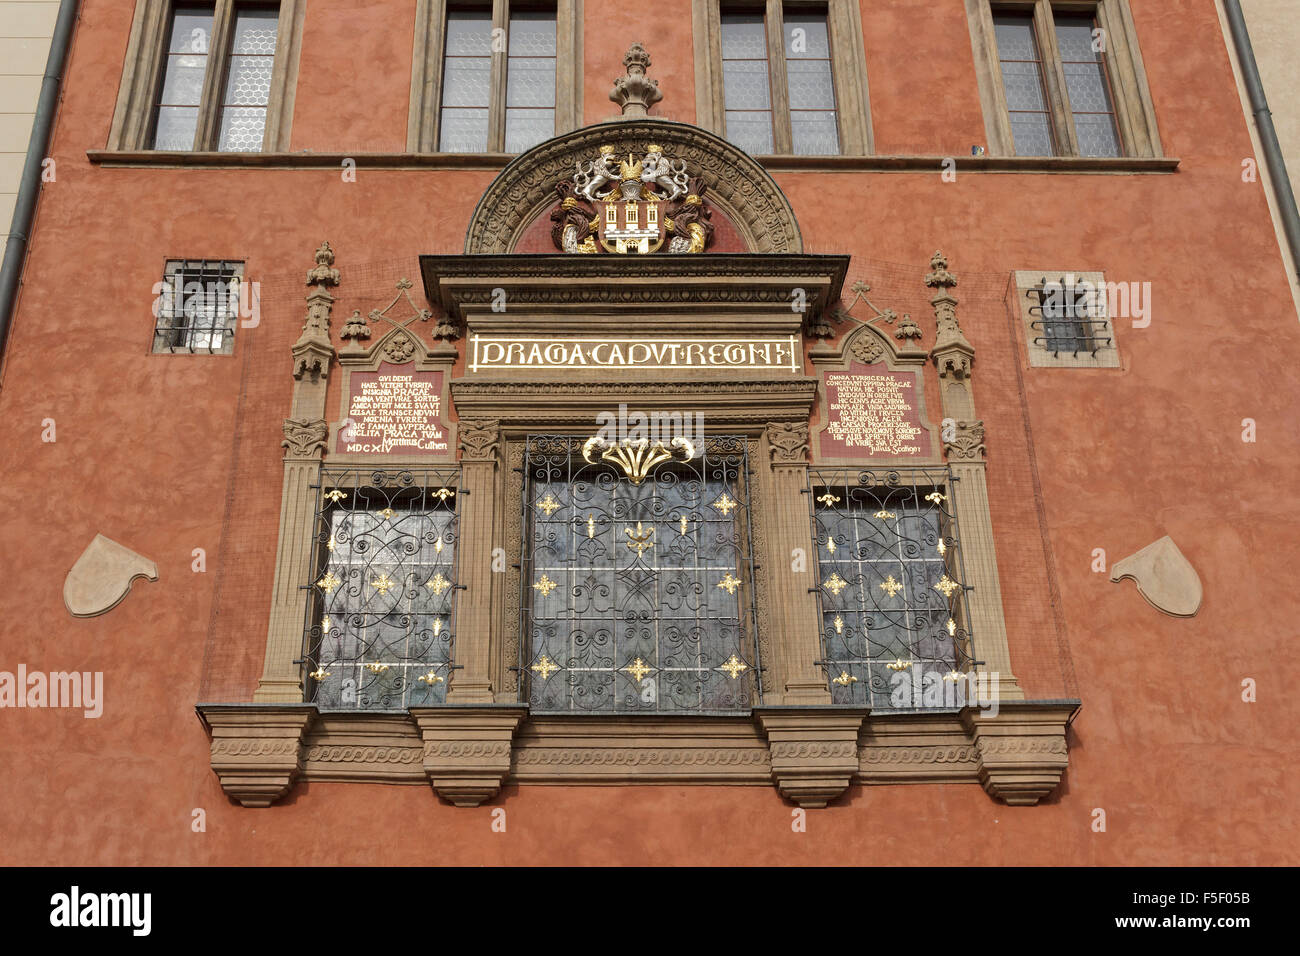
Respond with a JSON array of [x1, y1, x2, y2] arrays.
[[808, 466, 977, 710], [519, 434, 763, 714], [302, 468, 462, 711], [152, 259, 242, 353], [1025, 274, 1113, 357]]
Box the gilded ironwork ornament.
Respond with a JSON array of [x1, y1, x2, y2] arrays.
[[824, 573, 847, 596], [417, 671, 445, 685], [309, 666, 331, 681], [833, 615, 844, 634], [925, 492, 947, 504], [717, 572, 742, 595], [323, 489, 347, 503], [718, 655, 747, 679], [879, 575, 903, 598], [874, 510, 896, 519], [886, 659, 913, 671], [826, 537, 836, 554], [426, 573, 451, 595], [365, 662, 390, 674], [372, 573, 396, 595], [712, 492, 737, 516], [582, 435, 695, 485], [816, 493, 841, 507], [934, 575, 960, 598], [832, 671, 858, 686], [625, 522, 655, 555], [531, 655, 560, 680], [532, 574, 558, 597], [623, 657, 654, 683], [316, 571, 341, 594], [378, 507, 397, 520], [536, 493, 561, 516], [321, 616, 332, 633]]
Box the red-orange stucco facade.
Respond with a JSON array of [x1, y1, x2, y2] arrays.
[[0, 0, 1296, 865]]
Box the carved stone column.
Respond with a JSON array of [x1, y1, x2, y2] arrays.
[[447, 419, 501, 703], [255, 242, 339, 702], [760, 421, 831, 705], [925, 252, 1023, 703]]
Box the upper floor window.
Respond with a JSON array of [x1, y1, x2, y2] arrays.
[[107, 0, 301, 152], [149, 3, 284, 152], [694, 0, 871, 157], [972, 1, 1162, 158], [720, 5, 839, 156]]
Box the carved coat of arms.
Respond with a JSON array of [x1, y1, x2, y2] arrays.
[[550, 144, 715, 254]]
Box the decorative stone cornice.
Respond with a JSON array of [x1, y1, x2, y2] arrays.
[[458, 419, 501, 463], [766, 421, 809, 464], [281, 418, 328, 459], [944, 420, 986, 462], [462, 120, 804, 255], [755, 708, 869, 808], [410, 706, 528, 807], [199, 705, 317, 808]]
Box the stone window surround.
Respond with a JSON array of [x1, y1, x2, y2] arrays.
[[965, 0, 1163, 158], [692, 0, 874, 156], [406, 0, 584, 153], [107, 0, 306, 153], [198, 247, 1078, 812], [150, 257, 245, 355], [1012, 268, 1122, 368]]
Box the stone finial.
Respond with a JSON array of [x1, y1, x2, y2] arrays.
[[307, 240, 340, 287], [924, 250, 957, 290], [609, 43, 663, 117]]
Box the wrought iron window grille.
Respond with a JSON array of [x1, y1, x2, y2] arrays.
[[1026, 275, 1114, 357], [808, 466, 977, 710], [152, 259, 242, 354], [302, 468, 462, 711], [520, 434, 763, 714]]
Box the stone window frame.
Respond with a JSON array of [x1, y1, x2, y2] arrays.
[[407, 0, 584, 153], [965, 0, 1162, 158], [692, 0, 873, 156], [107, 0, 306, 152], [150, 257, 244, 355], [1013, 268, 1122, 368]]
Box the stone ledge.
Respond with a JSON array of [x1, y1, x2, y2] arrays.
[[196, 700, 1079, 807]]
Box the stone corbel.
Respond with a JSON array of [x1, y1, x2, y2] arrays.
[[410, 706, 529, 806], [199, 705, 317, 808], [960, 701, 1077, 805], [755, 707, 868, 808]]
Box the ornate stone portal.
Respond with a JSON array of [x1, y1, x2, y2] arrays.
[[198, 51, 1076, 810]]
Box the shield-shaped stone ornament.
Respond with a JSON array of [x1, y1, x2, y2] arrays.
[[1109, 535, 1202, 618], [63, 534, 159, 618]]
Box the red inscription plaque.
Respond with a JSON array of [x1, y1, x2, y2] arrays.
[[820, 362, 928, 459], [336, 362, 449, 456]]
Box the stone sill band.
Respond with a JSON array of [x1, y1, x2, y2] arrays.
[[198, 699, 1080, 810], [86, 150, 1180, 174]]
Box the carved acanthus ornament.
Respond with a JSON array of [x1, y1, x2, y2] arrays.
[[458, 419, 501, 463], [340, 310, 370, 341], [944, 420, 986, 462], [609, 42, 662, 117], [766, 421, 810, 464], [282, 418, 329, 459]]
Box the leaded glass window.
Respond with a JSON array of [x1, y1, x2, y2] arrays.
[[304, 471, 460, 711], [991, 3, 1125, 157], [720, 5, 842, 156], [151, 5, 215, 150], [151, 259, 242, 354], [438, 4, 558, 153], [1053, 12, 1120, 157], [217, 8, 279, 152], [810, 469, 975, 710], [147, 2, 284, 152], [521, 435, 760, 714], [993, 13, 1056, 156]]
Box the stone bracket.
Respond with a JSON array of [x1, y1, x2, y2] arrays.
[[198, 704, 317, 808], [960, 700, 1079, 806], [755, 707, 869, 808], [410, 705, 529, 807]]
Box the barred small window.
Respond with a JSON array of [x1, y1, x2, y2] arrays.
[[1027, 274, 1112, 355], [521, 435, 761, 714], [304, 470, 460, 710], [810, 468, 975, 709], [152, 259, 242, 354]]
